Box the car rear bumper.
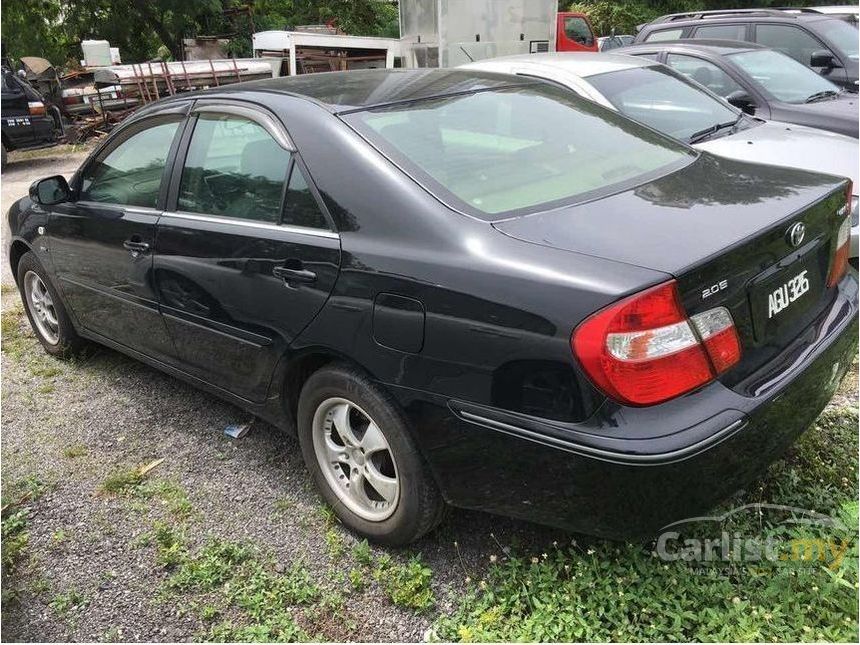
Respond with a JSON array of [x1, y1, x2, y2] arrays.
[[395, 274, 858, 539]]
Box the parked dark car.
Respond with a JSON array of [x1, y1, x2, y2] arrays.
[[634, 8, 859, 91], [618, 40, 859, 138], [1, 67, 62, 166], [4, 69, 857, 544]]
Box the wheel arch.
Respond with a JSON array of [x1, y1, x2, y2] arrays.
[[275, 346, 381, 430], [9, 239, 32, 284]]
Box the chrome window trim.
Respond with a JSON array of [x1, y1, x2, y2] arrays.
[[192, 104, 295, 151], [161, 211, 340, 239]]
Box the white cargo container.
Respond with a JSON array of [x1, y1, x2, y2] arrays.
[[399, 0, 556, 67], [252, 0, 557, 74]]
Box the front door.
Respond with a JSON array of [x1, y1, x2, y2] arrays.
[[154, 105, 340, 402], [48, 112, 186, 361]]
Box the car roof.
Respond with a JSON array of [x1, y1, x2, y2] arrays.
[[619, 39, 764, 56], [642, 9, 837, 26], [463, 52, 655, 77], [200, 68, 539, 113]]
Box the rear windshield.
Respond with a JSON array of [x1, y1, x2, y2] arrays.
[[588, 65, 741, 142], [344, 84, 694, 219]]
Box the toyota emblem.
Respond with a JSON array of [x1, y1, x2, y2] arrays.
[[787, 222, 805, 248]]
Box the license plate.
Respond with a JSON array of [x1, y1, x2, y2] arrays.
[[749, 253, 823, 341], [767, 269, 810, 318]]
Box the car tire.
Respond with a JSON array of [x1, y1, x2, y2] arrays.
[[16, 251, 85, 358], [297, 363, 445, 545]]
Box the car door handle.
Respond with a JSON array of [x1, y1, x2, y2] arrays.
[[122, 239, 150, 254], [273, 266, 316, 284]]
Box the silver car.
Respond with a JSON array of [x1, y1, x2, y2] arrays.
[[463, 53, 859, 258]]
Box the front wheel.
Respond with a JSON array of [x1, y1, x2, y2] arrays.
[[297, 364, 445, 545], [16, 251, 85, 358]]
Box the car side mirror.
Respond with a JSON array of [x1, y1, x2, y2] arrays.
[[726, 90, 756, 114], [810, 50, 840, 68], [29, 175, 71, 206]]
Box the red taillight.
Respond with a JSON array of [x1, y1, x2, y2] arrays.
[[572, 280, 741, 407], [827, 183, 852, 288], [27, 101, 45, 116]]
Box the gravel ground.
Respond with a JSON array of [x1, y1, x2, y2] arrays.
[[1, 146, 857, 642]]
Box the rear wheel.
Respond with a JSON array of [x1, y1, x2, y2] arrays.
[[16, 251, 84, 358], [297, 364, 445, 545]]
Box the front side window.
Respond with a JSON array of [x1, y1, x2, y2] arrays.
[[79, 118, 181, 208], [814, 18, 859, 60], [693, 24, 747, 40], [665, 54, 744, 97], [564, 17, 594, 46], [178, 113, 291, 223], [346, 85, 693, 218], [728, 48, 839, 102], [754, 24, 828, 67], [588, 65, 743, 142], [645, 28, 685, 42]]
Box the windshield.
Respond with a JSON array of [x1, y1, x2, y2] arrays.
[[345, 85, 693, 218], [816, 18, 859, 59], [728, 49, 840, 103], [587, 65, 743, 142]]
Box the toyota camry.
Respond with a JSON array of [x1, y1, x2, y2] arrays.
[[4, 69, 857, 545]]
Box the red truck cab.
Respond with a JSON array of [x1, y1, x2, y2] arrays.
[[556, 12, 598, 52]]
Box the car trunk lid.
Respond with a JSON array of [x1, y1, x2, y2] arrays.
[[493, 154, 851, 382]]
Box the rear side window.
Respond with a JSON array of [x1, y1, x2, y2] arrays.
[[645, 28, 684, 42], [79, 117, 181, 208], [754, 24, 827, 66], [693, 24, 747, 40], [563, 16, 594, 46], [346, 85, 693, 218], [665, 54, 744, 97], [178, 113, 290, 223], [283, 163, 328, 229]]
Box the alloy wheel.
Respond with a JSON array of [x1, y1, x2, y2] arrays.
[[23, 271, 59, 345], [312, 397, 400, 521]]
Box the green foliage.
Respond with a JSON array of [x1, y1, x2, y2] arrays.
[[167, 539, 253, 591], [351, 538, 373, 566], [1, 509, 30, 573], [49, 589, 88, 615], [62, 444, 88, 459], [153, 521, 187, 568], [348, 567, 366, 591], [325, 527, 345, 558], [374, 554, 435, 612], [160, 536, 318, 641], [2, 0, 402, 69], [100, 467, 143, 494]]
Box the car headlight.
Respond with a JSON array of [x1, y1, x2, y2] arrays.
[[852, 195, 859, 227]]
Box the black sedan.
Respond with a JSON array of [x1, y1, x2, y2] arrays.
[[618, 40, 859, 138], [4, 69, 857, 545]]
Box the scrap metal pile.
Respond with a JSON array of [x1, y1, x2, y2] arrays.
[[18, 55, 278, 143]]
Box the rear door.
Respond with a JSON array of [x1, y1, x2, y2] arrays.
[[154, 102, 340, 402], [48, 106, 188, 361]]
